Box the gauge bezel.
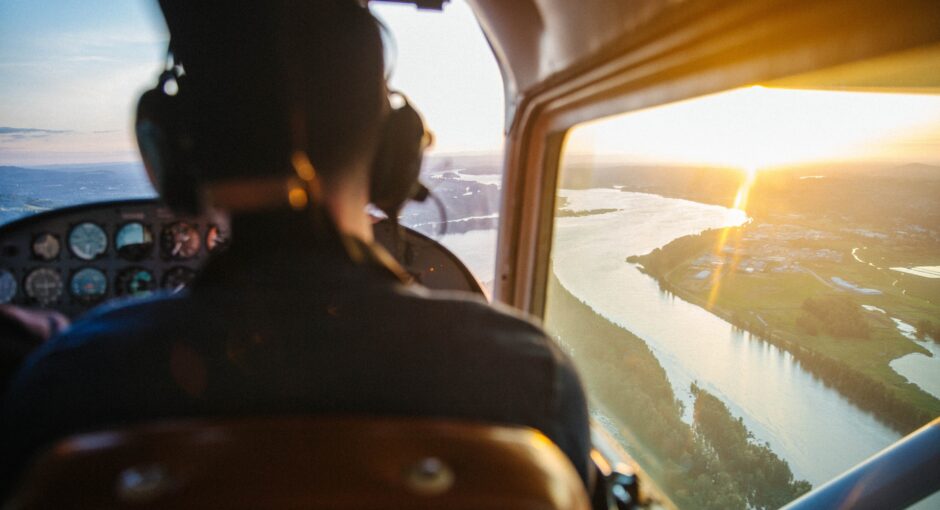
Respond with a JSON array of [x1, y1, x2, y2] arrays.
[[114, 221, 155, 262], [0, 268, 18, 303], [205, 224, 229, 253], [68, 222, 109, 261], [160, 222, 202, 260], [161, 265, 197, 290], [115, 266, 157, 297], [31, 232, 61, 261], [69, 267, 109, 305], [24, 267, 64, 306]]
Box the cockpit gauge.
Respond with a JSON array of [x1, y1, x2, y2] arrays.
[[31, 233, 60, 261], [206, 225, 229, 253], [115, 222, 154, 261], [25, 268, 63, 306], [0, 270, 17, 303], [68, 222, 108, 260], [116, 267, 156, 298], [161, 222, 201, 259], [162, 266, 196, 291], [70, 268, 108, 305]]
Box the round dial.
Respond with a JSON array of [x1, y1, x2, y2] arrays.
[[162, 266, 196, 291], [70, 268, 108, 304], [69, 222, 108, 260], [0, 270, 17, 303], [116, 267, 156, 298], [32, 233, 61, 261], [206, 225, 229, 253], [25, 268, 63, 306], [115, 222, 154, 261], [161, 222, 201, 259]]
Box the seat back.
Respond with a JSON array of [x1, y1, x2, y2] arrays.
[[8, 417, 589, 509]]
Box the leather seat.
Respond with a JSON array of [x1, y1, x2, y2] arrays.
[[7, 417, 589, 509]]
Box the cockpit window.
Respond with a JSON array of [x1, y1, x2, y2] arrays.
[[544, 45, 940, 509], [373, 2, 505, 294], [0, 0, 165, 224], [0, 1, 504, 293]]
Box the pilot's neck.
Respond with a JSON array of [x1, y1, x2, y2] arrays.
[[321, 175, 373, 244], [226, 171, 373, 253]]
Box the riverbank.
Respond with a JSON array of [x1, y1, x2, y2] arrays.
[[552, 188, 900, 485], [630, 227, 940, 433], [546, 273, 809, 509]]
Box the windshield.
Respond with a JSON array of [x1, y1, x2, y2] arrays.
[[373, 2, 504, 293], [0, 1, 505, 291], [0, 0, 164, 224], [545, 46, 940, 509]]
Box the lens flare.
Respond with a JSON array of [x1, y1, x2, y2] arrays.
[[706, 166, 756, 309], [732, 167, 758, 211]]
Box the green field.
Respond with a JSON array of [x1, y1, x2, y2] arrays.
[[636, 223, 940, 432]]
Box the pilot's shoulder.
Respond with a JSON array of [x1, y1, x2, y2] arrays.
[[35, 291, 188, 354], [5, 292, 188, 398], [393, 285, 560, 350]]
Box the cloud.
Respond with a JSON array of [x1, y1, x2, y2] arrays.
[[0, 127, 73, 146], [0, 127, 74, 143], [0, 127, 71, 136]]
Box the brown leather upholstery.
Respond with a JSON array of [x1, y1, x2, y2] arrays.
[[7, 417, 589, 509]]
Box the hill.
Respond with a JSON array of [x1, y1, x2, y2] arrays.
[[0, 164, 154, 226], [865, 163, 940, 180]]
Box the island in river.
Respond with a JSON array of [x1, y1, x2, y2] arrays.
[[620, 164, 940, 433]]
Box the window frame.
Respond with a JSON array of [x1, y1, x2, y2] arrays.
[[489, 0, 940, 316]]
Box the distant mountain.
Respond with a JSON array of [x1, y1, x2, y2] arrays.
[[870, 163, 940, 180], [422, 152, 503, 176], [29, 161, 145, 173]]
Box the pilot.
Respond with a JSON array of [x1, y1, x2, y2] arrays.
[[0, 0, 590, 495]]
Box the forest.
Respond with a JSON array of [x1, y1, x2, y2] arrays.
[[691, 384, 812, 509], [625, 229, 715, 278], [546, 275, 810, 509], [798, 295, 870, 338]]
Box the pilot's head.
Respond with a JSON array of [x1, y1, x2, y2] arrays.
[[139, 1, 426, 236], [159, 0, 385, 181]]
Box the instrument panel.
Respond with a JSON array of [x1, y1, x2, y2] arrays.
[[0, 199, 483, 318], [0, 201, 226, 317]]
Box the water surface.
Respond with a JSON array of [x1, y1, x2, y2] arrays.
[[549, 189, 900, 485], [439, 187, 904, 485]]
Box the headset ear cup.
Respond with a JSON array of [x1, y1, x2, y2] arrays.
[[136, 88, 173, 193], [369, 101, 427, 217], [135, 80, 201, 214]]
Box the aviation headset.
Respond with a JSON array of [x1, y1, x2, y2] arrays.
[[135, 46, 431, 219]]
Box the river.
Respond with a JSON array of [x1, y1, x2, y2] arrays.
[[887, 316, 940, 400], [439, 187, 902, 486], [851, 249, 940, 399]]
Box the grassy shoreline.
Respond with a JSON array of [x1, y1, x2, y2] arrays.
[[545, 273, 809, 509], [631, 228, 940, 434]]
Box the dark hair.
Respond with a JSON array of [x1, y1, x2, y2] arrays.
[[159, 0, 386, 182]]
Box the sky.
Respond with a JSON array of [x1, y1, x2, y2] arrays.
[[0, 0, 168, 165], [566, 85, 940, 170], [2, 1, 938, 170], [0, 0, 506, 166]]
